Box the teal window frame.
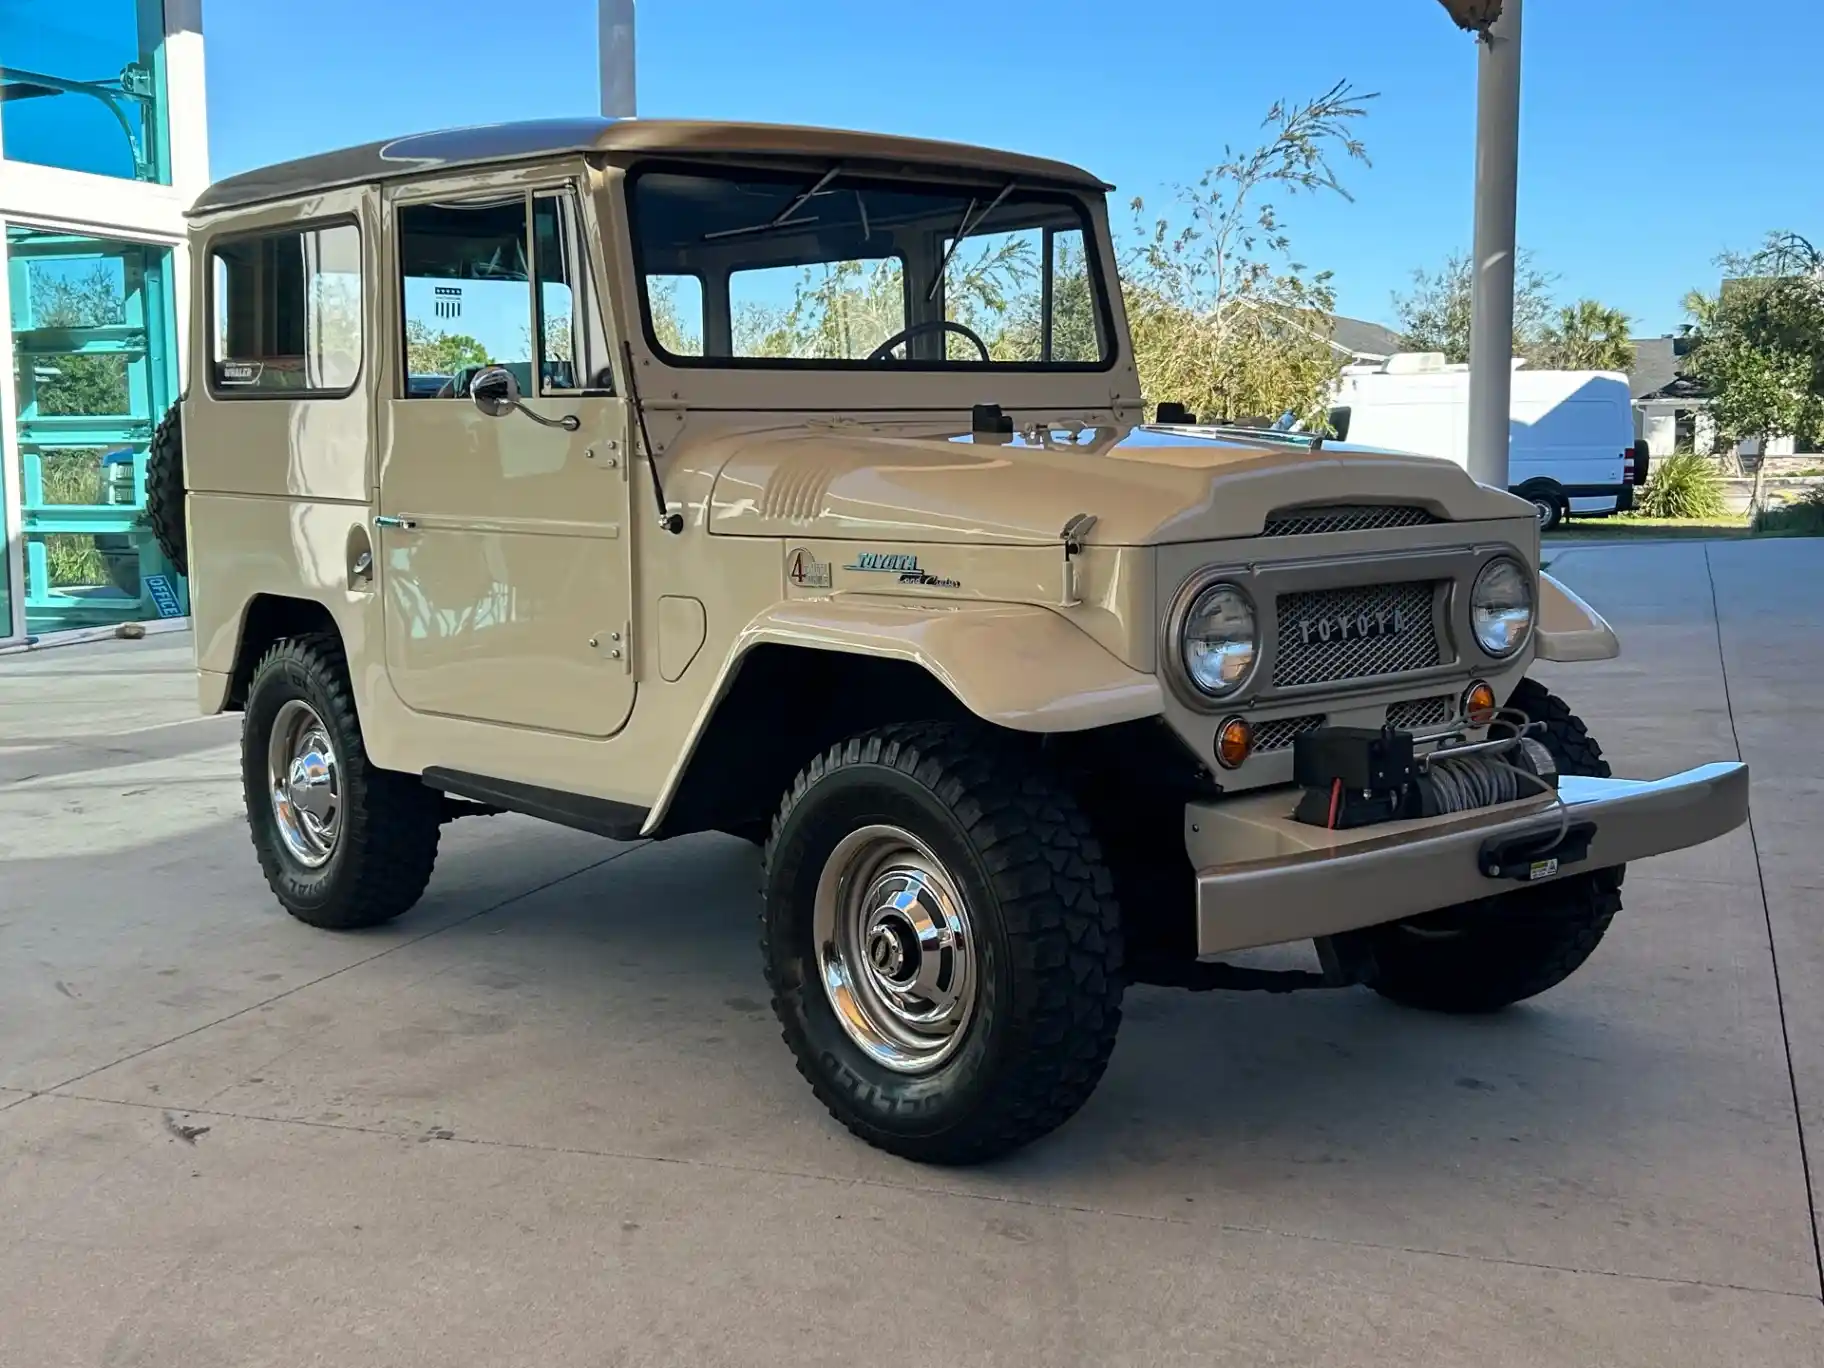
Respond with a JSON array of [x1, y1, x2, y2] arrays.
[[8, 225, 185, 634], [0, 1, 172, 184]]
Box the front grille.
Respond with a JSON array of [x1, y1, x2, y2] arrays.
[[1273, 581, 1443, 689], [1253, 713, 1327, 753], [1262, 504, 1439, 537], [1385, 695, 1455, 732]]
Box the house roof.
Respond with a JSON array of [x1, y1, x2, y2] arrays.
[[190, 117, 1112, 216], [1327, 314, 1405, 359], [1626, 334, 1709, 402]]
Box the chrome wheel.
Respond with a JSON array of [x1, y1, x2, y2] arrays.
[[813, 824, 977, 1073], [267, 699, 340, 869], [1532, 496, 1557, 529]]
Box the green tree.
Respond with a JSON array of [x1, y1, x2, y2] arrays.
[[1121, 79, 1377, 425], [405, 319, 490, 375], [1684, 231, 1824, 489], [1535, 298, 1635, 371], [1391, 248, 1558, 363], [25, 264, 129, 420], [13, 263, 133, 586]]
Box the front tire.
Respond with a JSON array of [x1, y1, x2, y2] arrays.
[[761, 723, 1123, 1164], [1358, 678, 1619, 1013], [242, 633, 441, 930]]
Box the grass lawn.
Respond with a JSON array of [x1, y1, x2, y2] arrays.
[[1546, 515, 1753, 542]]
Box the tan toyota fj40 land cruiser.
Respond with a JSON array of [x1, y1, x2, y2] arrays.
[[148, 118, 1749, 1163]]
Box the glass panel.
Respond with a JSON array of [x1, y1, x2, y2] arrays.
[[7, 224, 185, 635], [647, 275, 702, 356], [399, 196, 533, 399], [942, 226, 1103, 363], [728, 259, 905, 361], [530, 191, 612, 393], [632, 164, 1108, 368], [533, 197, 576, 392], [0, 0, 171, 184], [1049, 229, 1103, 364], [210, 223, 361, 394]]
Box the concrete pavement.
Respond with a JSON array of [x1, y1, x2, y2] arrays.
[[3, 541, 1822, 1366]]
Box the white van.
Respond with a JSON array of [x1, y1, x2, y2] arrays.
[[1328, 354, 1648, 528]]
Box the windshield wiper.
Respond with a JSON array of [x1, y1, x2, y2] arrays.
[[703, 164, 843, 242], [927, 180, 1016, 301]]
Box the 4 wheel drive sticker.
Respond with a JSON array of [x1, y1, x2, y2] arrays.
[[787, 549, 832, 589]]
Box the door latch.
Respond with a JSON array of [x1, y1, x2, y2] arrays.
[[374, 514, 418, 531]]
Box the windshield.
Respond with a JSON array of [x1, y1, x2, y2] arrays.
[[628, 163, 1112, 370]]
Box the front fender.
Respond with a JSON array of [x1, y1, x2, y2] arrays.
[[642, 598, 1163, 835], [1536, 572, 1621, 662]]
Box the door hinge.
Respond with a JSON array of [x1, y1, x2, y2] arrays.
[[588, 439, 627, 479], [589, 624, 632, 673]]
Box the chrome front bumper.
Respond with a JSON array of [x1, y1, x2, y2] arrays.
[[1188, 762, 1750, 955]]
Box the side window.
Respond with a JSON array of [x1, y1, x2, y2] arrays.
[[398, 189, 610, 399], [399, 195, 532, 399], [211, 223, 362, 395], [533, 190, 613, 392]]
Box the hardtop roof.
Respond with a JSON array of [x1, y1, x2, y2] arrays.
[[189, 117, 1113, 216]]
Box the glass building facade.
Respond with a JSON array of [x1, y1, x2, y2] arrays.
[[1, 1, 202, 644], [8, 227, 185, 632], [0, 1, 172, 183]]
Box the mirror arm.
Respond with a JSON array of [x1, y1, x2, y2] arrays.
[[471, 365, 581, 431]]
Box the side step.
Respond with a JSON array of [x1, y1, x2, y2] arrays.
[[422, 768, 649, 841]]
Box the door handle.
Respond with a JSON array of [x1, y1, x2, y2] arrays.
[[374, 515, 419, 531]]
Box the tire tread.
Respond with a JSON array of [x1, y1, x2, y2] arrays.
[[761, 722, 1123, 1164], [244, 632, 440, 929]]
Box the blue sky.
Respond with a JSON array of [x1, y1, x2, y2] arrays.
[[206, 0, 1822, 337]]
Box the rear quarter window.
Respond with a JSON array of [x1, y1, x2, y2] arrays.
[[209, 222, 362, 397]]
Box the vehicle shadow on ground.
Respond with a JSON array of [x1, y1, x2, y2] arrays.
[[430, 831, 1685, 1187], [4, 819, 1693, 1196]]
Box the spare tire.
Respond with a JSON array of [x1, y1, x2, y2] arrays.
[[145, 402, 187, 576]]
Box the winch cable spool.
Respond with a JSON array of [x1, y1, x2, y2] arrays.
[[1412, 706, 1571, 849]]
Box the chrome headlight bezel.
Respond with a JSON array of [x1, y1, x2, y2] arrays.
[[1165, 573, 1261, 708], [1470, 555, 1535, 658]]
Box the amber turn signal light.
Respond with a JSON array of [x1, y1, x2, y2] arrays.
[[1462, 680, 1498, 725], [1215, 716, 1253, 769]]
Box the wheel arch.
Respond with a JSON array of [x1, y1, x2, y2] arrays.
[[213, 593, 345, 712], [646, 599, 1164, 838]]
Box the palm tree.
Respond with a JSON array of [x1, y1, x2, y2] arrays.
[[1536, 298, 1634, 371]]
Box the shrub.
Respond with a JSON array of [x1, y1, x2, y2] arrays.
[[1753, 485, 1824, 537], [36, 451, 107, 588], [1635, 450, 1727, 519]]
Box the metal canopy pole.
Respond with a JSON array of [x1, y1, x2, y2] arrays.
[[1462, 0, 1522, 490], [599, 0, 637, 118]]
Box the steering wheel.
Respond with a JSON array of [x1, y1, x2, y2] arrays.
[[866, 319, 991, 364]]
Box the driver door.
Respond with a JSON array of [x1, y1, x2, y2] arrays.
[[378, 181, 635, 738]]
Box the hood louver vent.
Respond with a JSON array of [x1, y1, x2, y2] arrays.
[[1262, 505, 1440, 537]]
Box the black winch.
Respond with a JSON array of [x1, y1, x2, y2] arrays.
[[1291, 719, 1560, 832]]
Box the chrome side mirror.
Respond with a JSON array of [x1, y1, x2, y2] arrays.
[[470, 365, 520, 418], [468, 365, 580, 432]]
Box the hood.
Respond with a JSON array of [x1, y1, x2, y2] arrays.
[[706, 422, 1529, 546]]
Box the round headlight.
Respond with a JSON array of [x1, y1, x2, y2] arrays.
[[1182, 583, 1258, 697], [1471, 557, 1534, 657]]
